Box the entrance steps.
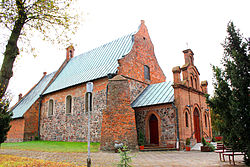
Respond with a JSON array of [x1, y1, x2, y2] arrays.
[[191, 143, 202, 151], [191, 142, 217, 151], [140, 145, 177, 152]]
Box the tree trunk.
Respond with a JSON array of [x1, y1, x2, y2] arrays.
[[0, 1, 27, 99]]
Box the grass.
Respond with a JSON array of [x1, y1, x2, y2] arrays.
[[0, 154, 85, 167], [1, 141, 100, 153]]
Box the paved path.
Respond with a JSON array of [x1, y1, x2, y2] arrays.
[[0, 149, 247, 167]]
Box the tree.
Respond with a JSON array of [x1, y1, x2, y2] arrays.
[[0, 0, 79, 99], [206, 22, 250, 165], [0, 95, 12, 147]]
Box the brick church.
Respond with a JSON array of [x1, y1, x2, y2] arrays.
[[7, 20, 212, 150]]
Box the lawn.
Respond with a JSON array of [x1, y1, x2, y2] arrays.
[[1, 141, 100, 153], [0, 154, 85, 167]]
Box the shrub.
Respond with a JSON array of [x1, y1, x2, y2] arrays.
[[138, 131, 145, 146], [202, 137, 207, 146], [186, 138, 190, 146], [117, 145, 134, 167]]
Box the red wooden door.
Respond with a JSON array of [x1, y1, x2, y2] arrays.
[[149, 114, 159, 144], [193, 109, 201, 143]]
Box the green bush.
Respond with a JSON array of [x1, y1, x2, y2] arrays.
[[117, 145, 134, 167], [207, 143, 215, 151], [138, 131, 145, 146], [186, 138, 190, 146], [202, 137, 207, 146]]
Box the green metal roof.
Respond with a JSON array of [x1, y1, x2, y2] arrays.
[[11, 72, 55, 119], [43, 32, 135, 95], [131, 81, 174, 108]]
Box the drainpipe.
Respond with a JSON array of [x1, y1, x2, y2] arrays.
[[172, 102, 180, 150], [38, 95, 43, 139]]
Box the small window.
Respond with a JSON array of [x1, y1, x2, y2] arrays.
[[190, 76, 193, 88], [66, 95, 72, 114], [185, 112, 189, 128], [144, 65, 150, 80], [194, 78, 197, 89], [205, 114, 207, 127], [48, 99, 54, 116]]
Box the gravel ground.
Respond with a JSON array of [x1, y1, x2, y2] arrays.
[[0, 149, 247, 167]]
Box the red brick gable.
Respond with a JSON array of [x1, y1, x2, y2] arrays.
[[118, 20, 166, 84]]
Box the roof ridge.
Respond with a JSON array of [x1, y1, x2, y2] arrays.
[[10, 73, 51, 112]]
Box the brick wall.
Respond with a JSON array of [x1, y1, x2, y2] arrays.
[[172, 49, 212, 148], [6, 118, 25, 142], [118, 20, 166, 85], [23, 100, 40, 141], [40, 77, 108, 142], [135, 104, 177, 148], [100, 75, 138, 151]]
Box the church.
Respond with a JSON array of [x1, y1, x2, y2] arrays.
[[7, 20, 212, 150]]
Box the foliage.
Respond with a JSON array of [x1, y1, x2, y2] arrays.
[[201, 137, 207, 146], [206, 21, 250, 165], [138, 130, 145, 146], [0, 154, 83, 167], [206, 143, 215, 152], [212, 136, 216, 142], [0, 95, 12, 147], [0, 0, 79, 99], [210, 108, 222, 136], [186, 138, 190, 146], [1, 141, 100, 152], [117, 145, 134, 167]]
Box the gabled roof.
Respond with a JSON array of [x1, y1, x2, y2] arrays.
[[131, 81, 174, 108], [43, 32, 135, 95], [11, 72, 55, 119]]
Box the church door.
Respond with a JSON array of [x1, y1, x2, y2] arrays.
[[149, 114, 159, 144], [193, 108, 201, 143]]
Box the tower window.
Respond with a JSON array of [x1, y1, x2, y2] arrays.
[[144, 65, 150, 80], [190, 76, 193, 88], [48, 99, 54, 116], [66, 95, 72, 114]]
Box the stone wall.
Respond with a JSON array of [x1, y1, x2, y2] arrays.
[[40, 78, 108, 142], [135, 104, 177, 148]]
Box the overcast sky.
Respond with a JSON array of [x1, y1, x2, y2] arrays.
[[5, 0, 250, 105]]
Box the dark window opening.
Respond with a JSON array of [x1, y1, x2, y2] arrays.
[[144, 65, 150, 80], [205, 114, 207, 127], [185, 112, 189, 128], [190, 76, 193, 88], [66, 95, 72, 114], [143, 37, 146, 40]]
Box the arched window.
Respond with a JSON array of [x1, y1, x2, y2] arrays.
[[205, 113, 207, 127], [190, 76, 193, 88], [66, 95, 72, 114], [48, 99, 54, 116], [144, 65, 150, 80], [194, 78, 197, 89], [185, 112, 189, 128]]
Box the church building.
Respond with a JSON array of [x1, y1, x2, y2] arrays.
[[7, 20, 212, 150]]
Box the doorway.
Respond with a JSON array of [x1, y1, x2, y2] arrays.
[[193, 108, 201, 143], [149, 114, 159, 144]]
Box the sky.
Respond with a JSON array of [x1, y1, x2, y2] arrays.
[[4, 0, 250, 106]]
